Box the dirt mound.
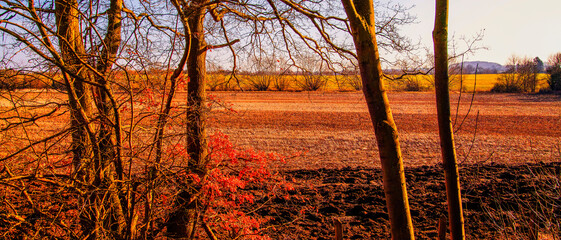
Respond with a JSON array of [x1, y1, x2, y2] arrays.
[[257, 162, 561, 239]]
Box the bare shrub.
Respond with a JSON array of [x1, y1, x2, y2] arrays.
[[246, 74, 273, 91], [292, 54, 328, 91], [295, 72, 327, 91], [492, 56, 542, 93], [397, 76, 431, 91], [208, 73, 233, 91], [273, 75, 292, 91], [484, 165, 561, 240], [346, 75, 362, 91]]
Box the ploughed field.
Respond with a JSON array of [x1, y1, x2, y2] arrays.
[[1, 90, 560, 238], [209, 91, 561, 239], [210, 91, 561, 169]]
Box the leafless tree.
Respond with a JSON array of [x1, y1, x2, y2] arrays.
[[546, 52, 561, 91], [0, 0, 423, 238], [494, 55, 541, 93]]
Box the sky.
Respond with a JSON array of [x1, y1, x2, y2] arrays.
[[394, 0, 561, 64]]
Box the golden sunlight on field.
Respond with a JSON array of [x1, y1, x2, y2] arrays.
[[2, 90, 559, 170], [207, 91, 561, 170]]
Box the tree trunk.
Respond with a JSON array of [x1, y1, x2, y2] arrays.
[[55, 0, 100, 237], [93, 0, 127, 236], [185, 0, 209, 170], [94, 0, 124, 182], [166, 0, 209, 237], [56, 0, 126, 237], [433, 0, 465, 239], [341, 0, 415, 239], [55, 0, 94, 179]]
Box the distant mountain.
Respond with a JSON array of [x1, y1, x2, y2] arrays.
[[450, 61, 505, 74]]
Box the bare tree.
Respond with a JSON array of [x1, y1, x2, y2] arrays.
[[0, 0, 128, 237], [546, 52, 561, 91], [0, 0, 423, 238], [493, 55, 541, 93]]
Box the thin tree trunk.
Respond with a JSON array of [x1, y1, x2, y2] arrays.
[[433, 0, 465, 239], [341, 0, 415, 239], [93, 0, 126, 236]]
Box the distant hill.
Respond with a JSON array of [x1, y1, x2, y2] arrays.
[[450, 61, 505, 74], [383, 61, 506, 75]]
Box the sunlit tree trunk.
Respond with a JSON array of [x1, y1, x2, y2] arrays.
[[341, 0, 415, 239], [54, 0, 101, 237], [433, 0, 465, 239], [56, 0, 126, 237], [94, 0, 124, 182], [55, 0, 94, 179], [185, 0, 209, 171]]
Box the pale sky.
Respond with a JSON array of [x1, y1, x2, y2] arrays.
[[394, 0, 561, 64]]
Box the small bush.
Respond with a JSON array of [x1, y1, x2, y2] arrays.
[[171, 132, 292, 239], [273, 76, 291, 91], [346, 75, 362, 91], [208, 73, 234, 91], [247, 75, 272, 91], [399, 77, 431, 92], [295, 74, 327, 91]]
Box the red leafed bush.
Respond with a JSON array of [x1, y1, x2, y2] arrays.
[[176, 132, 293, 239]]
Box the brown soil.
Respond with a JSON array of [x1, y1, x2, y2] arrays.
[[258, 162, 561, 239], [2, 90, 559, 238], [207, 91, 561, 239], [209, 91, 560, 169]]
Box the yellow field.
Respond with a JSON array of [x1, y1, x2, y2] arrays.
[[215, 73, 551, 92], [2, 71, 550, 92], [210, 74, 511, 92]]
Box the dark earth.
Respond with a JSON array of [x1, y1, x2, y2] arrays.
[[256, 162, 561, 239]]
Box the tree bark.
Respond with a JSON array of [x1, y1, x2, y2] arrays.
[[185, 0, 209, 170], [56, 0, 126, 237], [433, 0, 465, 239], [94, 0, 124, 181], [55, 0, 94, 179], [94, 0, 127, 236], [166, 0, 209, 237], [55, 0, 103, 238], [341, 0, 415, 239]]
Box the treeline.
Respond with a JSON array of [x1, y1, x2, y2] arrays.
[[491, 53, 561, 93]]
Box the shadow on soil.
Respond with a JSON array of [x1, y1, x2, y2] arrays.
[[515, 92, 561, 102], [258, 162, 561, 239]]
